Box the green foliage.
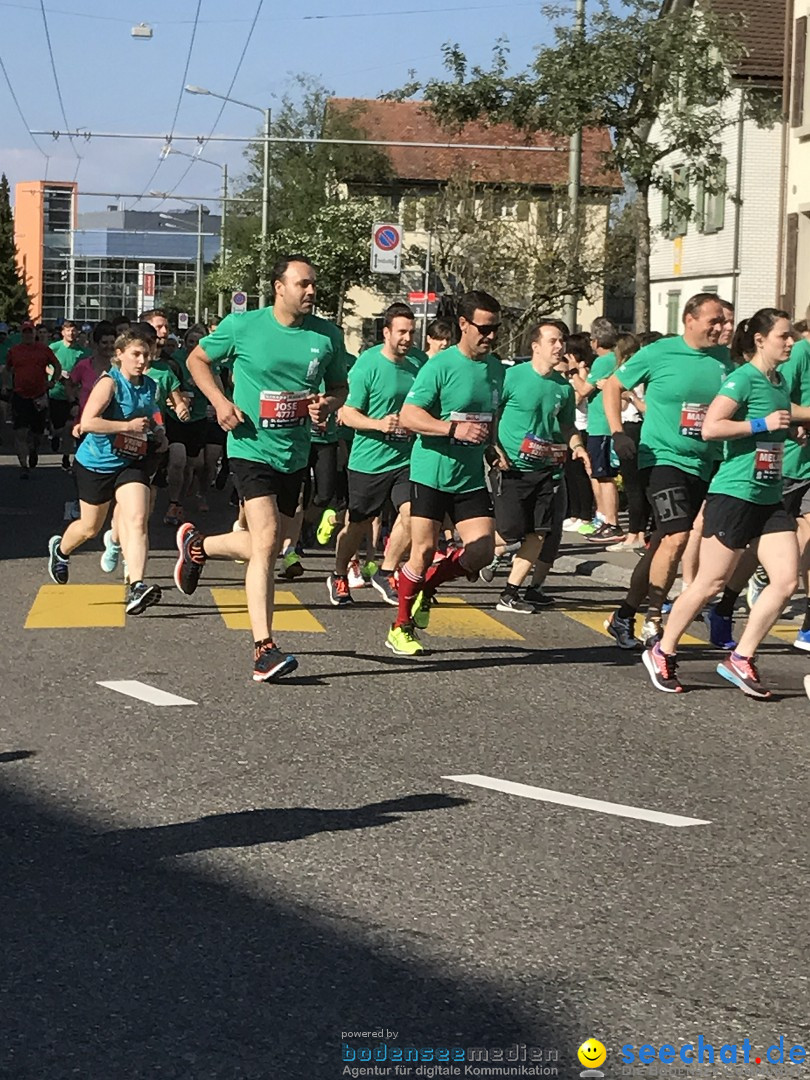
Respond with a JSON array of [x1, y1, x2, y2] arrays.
[[0, 173, 32, 323]]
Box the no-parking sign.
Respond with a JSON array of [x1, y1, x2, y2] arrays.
[[370, 222, 402, 274], [231, 290, 248, 313]]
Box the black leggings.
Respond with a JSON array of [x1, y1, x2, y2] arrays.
[[619, 421, 651, 534], [564, 430, 594, 521]]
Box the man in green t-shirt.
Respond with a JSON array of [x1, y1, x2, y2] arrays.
[[328, 302, 424, 607], [386, 290, 504, 657], [601, 292, 730, 648], [49, 319, 88, 468], [173, 255, 349, 683]]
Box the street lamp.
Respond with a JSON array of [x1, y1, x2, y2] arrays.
[[185, 84, 271, 307], [151, 191, 206, 323], [162, 145, 228, 315]]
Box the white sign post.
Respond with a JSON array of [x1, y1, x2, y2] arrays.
[[370, 222, 402, 275], [231, 290, 248, 313]]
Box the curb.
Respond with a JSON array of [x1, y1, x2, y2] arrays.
[[551, 553, 635, 588]]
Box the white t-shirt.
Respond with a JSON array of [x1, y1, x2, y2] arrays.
[[621, 382, 645, 424]]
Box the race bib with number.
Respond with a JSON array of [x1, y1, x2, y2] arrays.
[[754, 442, 783, 482], [518, 433, 567, 466], [259, 390, 310, 429], [113, 431, 148, 458], [385, 426, 413, 443], [679, 402, 708, 438], [449, 411, 492, 445]]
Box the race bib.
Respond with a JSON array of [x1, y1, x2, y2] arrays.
[[679, 402, 708, 438], [259, 390, 310, 429], [518, 433, 567, 466], [113, 431, 148, 458], [754, 442, 783, 482], [449, 411, 492, 446], [385, 426, 413, 443]]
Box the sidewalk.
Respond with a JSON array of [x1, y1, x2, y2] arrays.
[[552, 531, 644, 589]]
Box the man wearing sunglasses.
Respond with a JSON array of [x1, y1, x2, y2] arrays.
[[385, 290, 505, 657]]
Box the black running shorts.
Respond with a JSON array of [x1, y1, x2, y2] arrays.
[[642, 465, 708, 536], [493, 468, 559, 543], [165, 415, 208, 458], [11, 393, 48, 434], [74, 459, 155, 506], [410, 481, 493, 524], [703, 493, 796, 551], [230, 457, 306, 517], [348, 466, 410, 523]]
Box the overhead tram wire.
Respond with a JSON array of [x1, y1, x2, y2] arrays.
[[0, 50, 51, 175], [39, 0, 81, 179], [130, 0, 203, 207]]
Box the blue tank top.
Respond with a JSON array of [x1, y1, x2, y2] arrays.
[[75, 367, 157, 473]]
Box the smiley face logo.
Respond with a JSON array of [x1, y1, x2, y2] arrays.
[[578, 1039, 607, 1069]]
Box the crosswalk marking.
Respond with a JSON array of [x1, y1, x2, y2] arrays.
[[210, 588, 327, 633], [559, 609, 704, 646], [768, 623, 798, 643], [424, 595, 524, 640], [25, 584, 126, 629]]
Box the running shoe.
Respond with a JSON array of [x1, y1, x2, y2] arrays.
[[586, 522, 625, 544], [125, 581, 162, 615], [371, 569, 398, 605], [562, 517, 585, 532], [361, 559, 379, 581], [478, 554, 501, 583], [316, 508, 338, 545], [253, 640, 299, 683], [385, 623, 426, 658], [61, 454, 72, 472], [524, 585, 555, 608], [746, 566, 769, 610], [100, 529, 122, 574], [605, 537, 644, 551], [716, 653, 771, 699], [327, 574, 354, 607], [661, 596, 674, 614], [163, 502, 183, 527], [47, 535, 69, 585], [174, 522, 206, 595], [642, 641, 683, 693], [640, 617, 663, 648], [794, 628, 810, 652], [496, 592, 536, 614], [411, 589, 434, 630], [28, 450, 38, 469], [704, 605, 736, 650], [604, 611, 640, 650], [577, 520, 597, 536], [282, 550, 304, 580], [347, 559, 365, 589]]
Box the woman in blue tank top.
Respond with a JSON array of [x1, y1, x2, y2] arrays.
[[46, 327, 168, 615]]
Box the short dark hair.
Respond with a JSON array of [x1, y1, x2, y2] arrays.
[[589, 316, 618, 351], [528, 319, 566, 345], [682, 292, 722, 321], [427, 317, 454, 343], [383, 302, 415, 330], [61, 319, 77, 330], [185, 322, 208, 345], [457, 290, 500, 323], [566, 332, 595, 367], [92, 320, 116, 344], [139, 308, 167, 324], [129, 321, 158, 345], [740, 308, 791, 355], [270, 255, 316, 298], [638, 331, 663, 347], [113, 316, 130, 330], [719, 298, 734, 313], [614, 332, 640, 366]]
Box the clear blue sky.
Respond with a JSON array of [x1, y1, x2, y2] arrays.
[[0, 0, 554, 213]]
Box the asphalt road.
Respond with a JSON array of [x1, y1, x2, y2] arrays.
[[1, 455, 808, 1080]]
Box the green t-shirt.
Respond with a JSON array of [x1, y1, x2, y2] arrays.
[[405, 345, 505, 494], [780, 338, 810, 481], [708, 363, 791, 505], [146, 359, 181, 418], [584, 351, 616, 437], [311, 353, 357, 446], [49, 340, 87, 400], [498, 364, 575, 476], [199, 307, 349, 472], [615, 337, 732, 481], [345, 345, 423, 474], [168, 347, 211, 422]]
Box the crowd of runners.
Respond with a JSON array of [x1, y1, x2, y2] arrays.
[[3, 255, 810, 699]]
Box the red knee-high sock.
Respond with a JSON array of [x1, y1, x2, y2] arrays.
[[394, 563, 425, 628], [423, 547, 469, 593]]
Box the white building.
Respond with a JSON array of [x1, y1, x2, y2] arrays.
[[784, 0, 810, 318]]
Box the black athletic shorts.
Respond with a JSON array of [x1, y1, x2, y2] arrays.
[[587, 434, 619, 480], [783, 477, 810, 518], [11, 393, 48, 434], [493, 468, 559, 543], [165, 415, 207, 457], [74, 458, 155, 506], [703, 493, 796, 550], [348, 465, 410, 523], [642, 465, 709, 536], [205, 418, 226, 447], [410, 481, 493, 524], [49, 397, 73, 431], [230, 457, 306, 517], [304, 441, 340, 511]]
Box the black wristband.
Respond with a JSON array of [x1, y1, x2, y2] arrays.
[[448, 421, 458, 440]]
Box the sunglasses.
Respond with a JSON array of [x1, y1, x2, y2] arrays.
[[467, 321, 501, 336]]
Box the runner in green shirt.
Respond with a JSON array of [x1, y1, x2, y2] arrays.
[[163, 324, 212, 526], [328, 303, 423, 608], [386, 290, 504, 657], [49, 320, 89, 468], [645, 308, 804, 699], [490, 319, 589, 613], [777, 335, 810, 650], [172, 255, 349, 683]]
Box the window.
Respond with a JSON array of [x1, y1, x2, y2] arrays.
[[667, 291, 681, 335], [662, 166, 688, 239], [697, 159, 726, 235], [792, 16, 807, 128]]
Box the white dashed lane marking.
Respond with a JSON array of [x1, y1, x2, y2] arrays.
[[97, 680, 197, 706]]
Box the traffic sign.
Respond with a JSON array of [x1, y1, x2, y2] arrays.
[[231, 290, 248, 313], [371, 222, 402, 275], [177, 312, 189, 330]]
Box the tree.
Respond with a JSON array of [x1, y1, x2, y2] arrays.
[[387, 0, 779, 331], [0, 173, 31, 323]]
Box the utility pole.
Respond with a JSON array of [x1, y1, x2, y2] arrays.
[[195, 202, 203, 324], [563, 0, 585, 334], [259, 108, 271, 308], [219, 163, 228, 317]]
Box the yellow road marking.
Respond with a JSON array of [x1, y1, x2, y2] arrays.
[[768, 623, 798, 643], [211, 588, 326, 633], [559, 609, 704, 646], [25, 584, 126, 629], [424, 596, 524, 640]]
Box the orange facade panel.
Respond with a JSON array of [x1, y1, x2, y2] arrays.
[[14, 180, 77, 322]]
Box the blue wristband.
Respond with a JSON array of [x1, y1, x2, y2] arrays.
[[750, 417, 767, 434]]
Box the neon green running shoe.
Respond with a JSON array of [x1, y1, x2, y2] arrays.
[[316, 508, 338, 545], [578, 520, 597, 535], [282, 550, 304, 579], [361, 559, 379, 581], [386, 623, 426, 658], [411, 589, 435, 630]]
